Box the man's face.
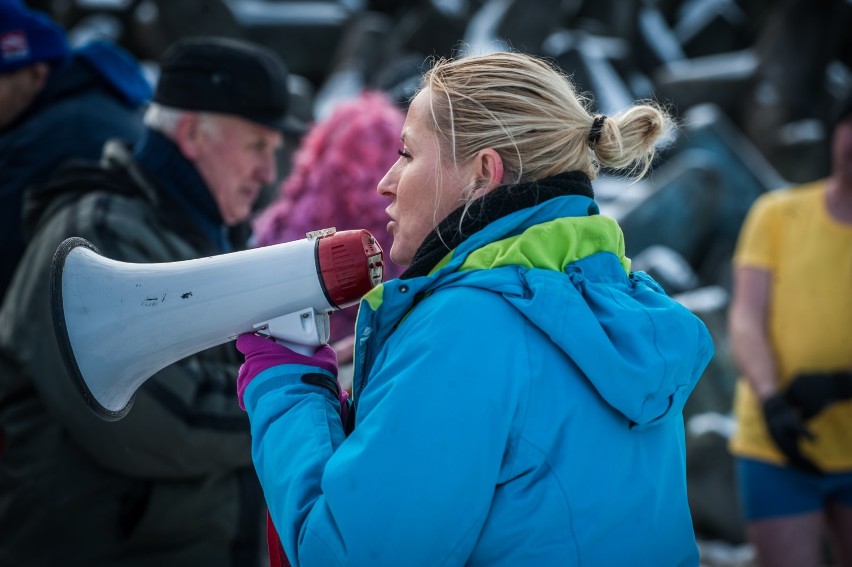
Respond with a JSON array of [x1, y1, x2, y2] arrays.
[[190, 114, 283, 225], [0, 64, 47, 130]]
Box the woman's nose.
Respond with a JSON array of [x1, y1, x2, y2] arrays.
[[377, 166, 396, 198]]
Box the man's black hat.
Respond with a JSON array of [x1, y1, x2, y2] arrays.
[[153, 36, 305, 134]]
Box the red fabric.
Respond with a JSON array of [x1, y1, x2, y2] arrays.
[[267, 511, 290, 567], [260, 363, 350, 567]]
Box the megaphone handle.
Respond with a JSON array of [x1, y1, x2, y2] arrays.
[[254, 309, 331, 356], [272, 339, 317, 356]]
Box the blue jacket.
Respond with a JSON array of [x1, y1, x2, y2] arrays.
[[242, 195, 715, 566], [0, 40, 150, 303]]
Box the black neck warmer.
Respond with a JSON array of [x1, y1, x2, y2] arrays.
[[400, 171, 594, 279], [134, 128, 231, 252]]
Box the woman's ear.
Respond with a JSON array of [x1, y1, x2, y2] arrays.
[[471, 148, 504, 197]]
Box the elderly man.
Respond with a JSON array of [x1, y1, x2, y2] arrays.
[[0, 0, 151, 303], [0, 36, 300, 566]]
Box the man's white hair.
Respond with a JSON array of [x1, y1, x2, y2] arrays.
[[143, 102, 221, 138]]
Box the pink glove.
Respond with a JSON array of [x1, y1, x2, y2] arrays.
[[236, 333, 338, 410]]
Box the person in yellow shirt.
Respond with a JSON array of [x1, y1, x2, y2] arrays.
[[728, 97, 852, 567]]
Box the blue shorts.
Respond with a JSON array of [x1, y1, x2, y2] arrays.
[[736, 457, 852, 521]]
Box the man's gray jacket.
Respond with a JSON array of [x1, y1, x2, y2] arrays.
[[0, 140, 263, 566]]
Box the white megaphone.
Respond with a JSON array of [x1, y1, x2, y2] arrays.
[[50, 228, 383, 421]]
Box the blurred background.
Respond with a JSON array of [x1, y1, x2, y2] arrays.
[[21, 0, 852, 564]]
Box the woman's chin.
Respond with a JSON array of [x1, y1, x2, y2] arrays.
[[389, 245, 412, 267]]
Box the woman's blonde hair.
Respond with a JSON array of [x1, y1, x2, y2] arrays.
[[420, 51, 672, 189]]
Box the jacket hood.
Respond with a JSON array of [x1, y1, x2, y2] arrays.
[[32, 40, 151, 113], [362, 195, 713, 428], [7, 41, 149, 134], [74, 41, 152, 106], [465, 254, 711, 428]]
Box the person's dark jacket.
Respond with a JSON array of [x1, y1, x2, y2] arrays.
[[0, 40, 150, 303], [0, 137, 263, 566]]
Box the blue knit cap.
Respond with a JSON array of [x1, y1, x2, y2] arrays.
[[0, 0, 70, 74]]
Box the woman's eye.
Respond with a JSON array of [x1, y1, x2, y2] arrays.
[[398, 149, 412, 159]]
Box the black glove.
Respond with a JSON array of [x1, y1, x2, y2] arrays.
[[761, 393, 821, 474], [785, 371, 852, 420]]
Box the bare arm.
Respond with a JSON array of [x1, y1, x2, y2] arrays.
[[728, 266, 779, 401]]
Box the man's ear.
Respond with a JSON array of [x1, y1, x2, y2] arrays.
[[28, 63, 50, 91], [471, 148, 504, 197], [172, 113, 204, 159]]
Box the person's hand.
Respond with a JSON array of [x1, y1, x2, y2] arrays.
[[235, 333, 338, 410], [785, 371, 852, 420], [761, 393, 821, 474]]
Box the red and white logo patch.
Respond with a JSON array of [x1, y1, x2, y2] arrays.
[[1, 31, 30, 62]]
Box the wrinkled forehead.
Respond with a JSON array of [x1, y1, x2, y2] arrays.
[[208, 112, 283, 147]]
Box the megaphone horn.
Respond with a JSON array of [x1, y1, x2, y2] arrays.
[[50, 229, 383, 421]]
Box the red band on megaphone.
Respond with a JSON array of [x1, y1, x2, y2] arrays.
[[316, 230, 383, 309]]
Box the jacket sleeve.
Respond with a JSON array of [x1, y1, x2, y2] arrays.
[[244, 288, 526, 566], [1, 199, 252, 479]]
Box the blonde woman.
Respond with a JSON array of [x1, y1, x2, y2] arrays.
[[236, 51, 714, 566]]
